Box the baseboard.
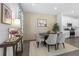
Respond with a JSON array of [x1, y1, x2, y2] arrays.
[[66, 36, 79, 39], [23, 39, 36, 42]]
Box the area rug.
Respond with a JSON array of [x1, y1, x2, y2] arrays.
[[29, 41, 79, 56]]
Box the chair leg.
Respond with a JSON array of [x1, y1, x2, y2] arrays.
[[36, 42, 39, 48], [57, 43, 59, 49], [48, 45, 50, 52], [55, 44, 57, 50], [42, 41, 46, 46], [62, 43, 65, 48]]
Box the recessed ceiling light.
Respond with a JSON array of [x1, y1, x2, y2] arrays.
[[71, 10, 74, 13], [32, 3, 35, 6], [54, 7, 57, 10]]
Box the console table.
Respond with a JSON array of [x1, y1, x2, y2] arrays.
[[0, 36, 23, 56]]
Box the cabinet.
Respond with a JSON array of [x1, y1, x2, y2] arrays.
[[75, 30, 79, 37]]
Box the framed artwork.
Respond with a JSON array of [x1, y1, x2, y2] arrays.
[[1, 3, 12, 24], [37, 19, 47, 27]]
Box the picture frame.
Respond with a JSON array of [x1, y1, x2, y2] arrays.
[[37, 19, 47, 27], [1, 3, 12, 25]]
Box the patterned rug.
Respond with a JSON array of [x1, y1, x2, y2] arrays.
[[29, 41, 79, 56]]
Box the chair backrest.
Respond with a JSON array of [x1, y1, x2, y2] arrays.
[[57, 32, 66, 43], [46, 34, 57, 44], [35, 33, 44, 42]]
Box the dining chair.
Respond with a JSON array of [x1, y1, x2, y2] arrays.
[[35, 33, 44, 48], [57, 32, 66, 49], [45, 34, 57, 52]]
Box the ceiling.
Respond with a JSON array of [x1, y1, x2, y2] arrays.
[[21, 3, 79, 17]]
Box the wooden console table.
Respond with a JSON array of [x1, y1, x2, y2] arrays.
[[0, 36, 23, 56]]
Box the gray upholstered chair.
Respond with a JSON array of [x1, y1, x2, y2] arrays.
[[57, 32, 66, 49], [45, 34, 57, 52], [35, 34, 44, 48]]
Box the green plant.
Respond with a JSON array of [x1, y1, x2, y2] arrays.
[[52, 23, 59, 33]]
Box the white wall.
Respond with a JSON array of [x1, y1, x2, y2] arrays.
[[0, 23, 10, 56], [0, 4, 1, 22], [57, 13, 63, 32], [0, 3, 20, 56]]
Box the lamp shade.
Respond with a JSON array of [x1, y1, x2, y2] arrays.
[[11, 19, 20, 28]]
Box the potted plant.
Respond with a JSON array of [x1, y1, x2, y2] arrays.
[[52, 23, 59, 33]]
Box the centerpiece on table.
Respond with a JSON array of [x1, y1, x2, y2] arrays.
[[52, 23, 59, 33], [9, 28, 19, 38]]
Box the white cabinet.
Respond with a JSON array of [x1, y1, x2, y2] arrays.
[[75, 29, 79, 37], [63, 31, 70, 38]]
